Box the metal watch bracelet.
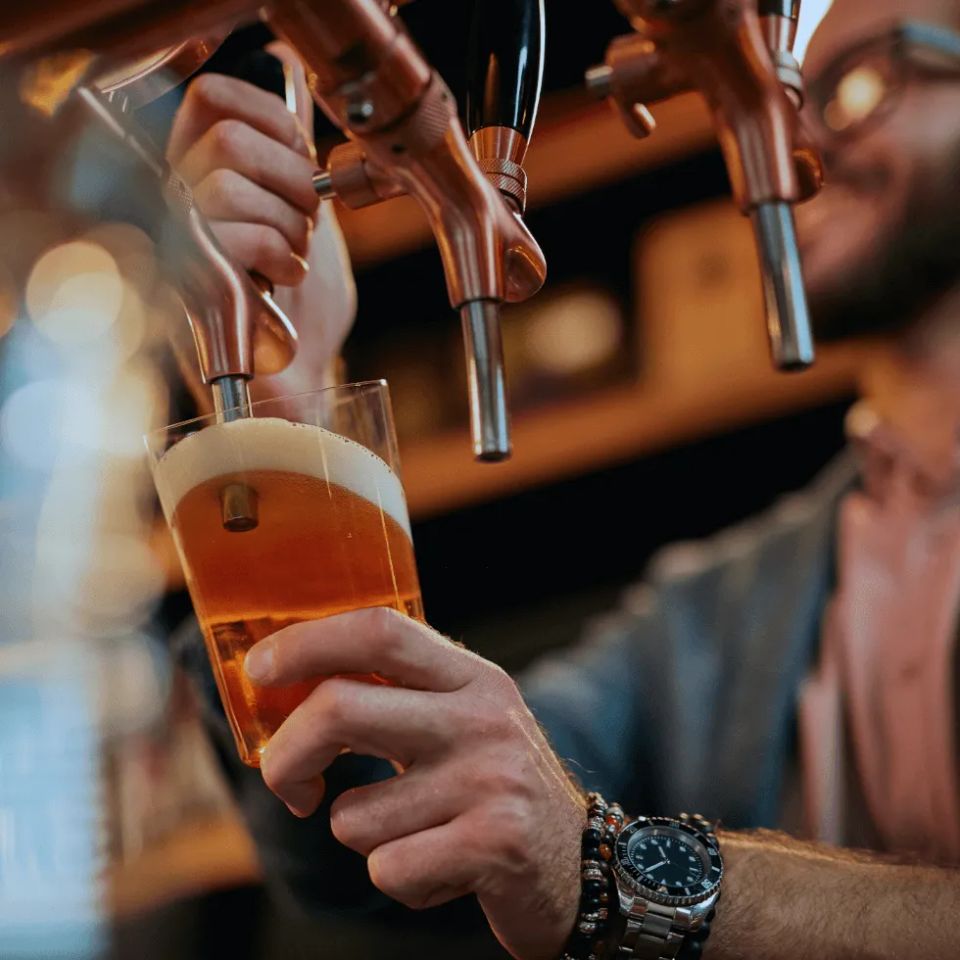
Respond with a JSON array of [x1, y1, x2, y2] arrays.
[[614, 900, 703, 959], [612, 814, 719, 960]]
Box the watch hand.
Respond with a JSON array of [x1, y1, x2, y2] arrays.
[[656, 844, 668, 860], [645, 860, 668, 873]]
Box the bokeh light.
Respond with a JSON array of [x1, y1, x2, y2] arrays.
[[825, 65, 886, 133], [61, 363, 166, 459], [524, 289, 622, 376], [0, 379, 68, 471], [0, 264, 19, 340], [82, 222, 157, 289], [0, 209, 63, 278], [26, 241, 123, 347]]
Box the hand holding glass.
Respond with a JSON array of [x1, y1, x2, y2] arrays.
[[146, 382, 422, 767]]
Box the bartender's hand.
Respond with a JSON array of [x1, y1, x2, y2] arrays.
[[167, 43, 356, 390], [244, 609, 586, 960]]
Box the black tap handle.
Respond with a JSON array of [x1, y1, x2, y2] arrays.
[[757, 0, 799, 21], [466, 0, 545, 139]]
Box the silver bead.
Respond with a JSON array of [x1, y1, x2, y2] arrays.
[[578, 921, 598, 936]]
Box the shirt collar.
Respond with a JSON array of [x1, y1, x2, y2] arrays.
[[846, 399, 960, 506]]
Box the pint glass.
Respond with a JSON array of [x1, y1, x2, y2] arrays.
[[145, 381, 422, 767]]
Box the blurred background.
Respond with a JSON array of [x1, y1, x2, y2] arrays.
[[0, 0, 873, 957]]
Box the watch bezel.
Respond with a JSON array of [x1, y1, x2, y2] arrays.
[[614, 816, 724, 908]]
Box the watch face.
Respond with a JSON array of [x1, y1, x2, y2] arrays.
[[615, 818, 723, 907]]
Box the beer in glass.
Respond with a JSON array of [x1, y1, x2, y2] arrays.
[[146, 382, 422, 766]]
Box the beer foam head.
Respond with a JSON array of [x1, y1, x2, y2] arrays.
[[153, 417, 411, 536]]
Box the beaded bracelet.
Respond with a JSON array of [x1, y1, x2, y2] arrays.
[[562, 791, 625, 960]]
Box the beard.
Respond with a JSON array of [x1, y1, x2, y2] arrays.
[[808, 139, 960, 343]]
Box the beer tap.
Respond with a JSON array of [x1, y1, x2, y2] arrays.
[[586, 0, 823, 371], [2, 34, 298, 534], [464, 0, 546, 460], [1, 0, 547, 461], [287, 0, 547, 461]]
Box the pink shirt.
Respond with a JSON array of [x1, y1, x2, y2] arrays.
[[800, 402, 960, 861]]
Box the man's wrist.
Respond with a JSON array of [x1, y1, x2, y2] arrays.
[[585, 810, 723, 960]]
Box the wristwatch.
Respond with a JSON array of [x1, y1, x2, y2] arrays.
[[609, 813, 723, 959]]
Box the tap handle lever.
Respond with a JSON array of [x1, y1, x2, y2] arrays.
[[465, 0, 545, 212], [466, 0, 544, 143], [757, 0, 800, 20]]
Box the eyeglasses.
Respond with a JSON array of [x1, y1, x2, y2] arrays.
[[806, 20, 960, 141]]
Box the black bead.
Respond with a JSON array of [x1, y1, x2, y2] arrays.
[[583, 879, 605, 898], [677, 934, 704, 960], [581, 844, 601, 860], [583, 827, 602, 846]]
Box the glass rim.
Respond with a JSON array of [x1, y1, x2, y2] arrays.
[[144, 378, 390, 441]]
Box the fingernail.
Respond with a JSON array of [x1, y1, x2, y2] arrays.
[[245, 642, 275, 682], [290, 251, 310, 274]]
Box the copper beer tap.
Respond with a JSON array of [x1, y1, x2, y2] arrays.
[[295, 0, 547, 460], [587, 0, 823, 371], [1, 0, 547, 463]]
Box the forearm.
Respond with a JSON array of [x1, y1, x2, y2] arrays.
[[707, 830, 958, 960]]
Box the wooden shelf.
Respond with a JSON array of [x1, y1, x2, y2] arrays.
[[108, 814, 259, 918], [399, 340, 875, 519]]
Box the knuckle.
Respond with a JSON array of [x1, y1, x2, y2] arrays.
[[185, 73, 228, 112], [483, 662, 522, 702], [253, 226, 293, 272], [203, 168, 241, 209], [368, 607, 403, 657], [484, 760, 535, 800], [466, 693, 519, 743], [483, 801, 531, 864], [210, 118, 247, 160], [312, 677, 355, 727], [357, 606, 404, 660], [365, 605, 404, 636]]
